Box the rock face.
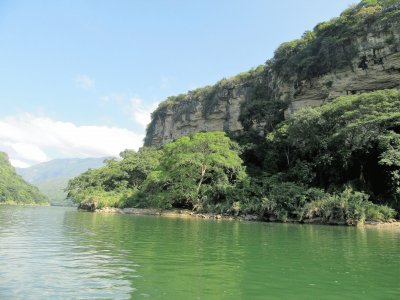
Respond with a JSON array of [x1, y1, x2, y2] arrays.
[[283, 32, 400, 116], [145, 76, 260, 146], [145, 4, 400, 147]]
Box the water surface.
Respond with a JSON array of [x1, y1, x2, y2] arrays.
[[0, 206, 399, 299]]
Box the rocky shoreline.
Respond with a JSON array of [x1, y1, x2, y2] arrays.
[[80, 206, 399, 227], [93, 207, 261, 221]]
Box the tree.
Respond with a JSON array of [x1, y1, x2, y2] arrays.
[[141, 132, 247, 210], [265, 89, 400, 210], [66, 147, 161, 208]]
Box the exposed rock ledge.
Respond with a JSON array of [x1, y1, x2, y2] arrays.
[[363, 221, 400, 231], [85, 206, 399, 227], [94, 207, 260, 221]]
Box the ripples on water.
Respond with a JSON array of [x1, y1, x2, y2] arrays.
[[0, 207, 137, 299], [0, 206, 399, 299]]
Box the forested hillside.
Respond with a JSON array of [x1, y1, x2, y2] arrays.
[[0, 152, 48, 205]]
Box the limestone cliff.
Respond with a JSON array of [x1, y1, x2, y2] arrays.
[[283, 30, 400, 115], [145, 1, 400, 147], [145, 70, 263, 146]]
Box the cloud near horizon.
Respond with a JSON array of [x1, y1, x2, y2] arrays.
[[127, 97, 159, 128], [0, 113, 144, 168], [99, 94, 158, 128]]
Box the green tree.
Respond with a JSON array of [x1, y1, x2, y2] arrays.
[[140, 132, 247, 210], [266, 89, 400, 211], [66, 147, 161, 208]]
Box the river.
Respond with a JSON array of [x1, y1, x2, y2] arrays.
[[0, 205, 399, 299]]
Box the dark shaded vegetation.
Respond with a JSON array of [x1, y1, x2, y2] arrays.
[[0, 152, 48, 205], [238, 72, 288, 134], [265, 89, 400, 210], [239, 89, 399, 223]]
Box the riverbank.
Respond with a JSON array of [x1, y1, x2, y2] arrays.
[[94, 207, 259, 221], [363, 221, 400, 231], [84, 206, 399, 227]]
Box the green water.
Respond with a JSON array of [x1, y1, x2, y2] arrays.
[[0, 206, 399, 299]]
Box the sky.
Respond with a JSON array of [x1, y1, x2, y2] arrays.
[[0, 0, 354, 168]]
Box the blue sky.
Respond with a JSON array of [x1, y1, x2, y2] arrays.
[[0, 0, 354, 167]]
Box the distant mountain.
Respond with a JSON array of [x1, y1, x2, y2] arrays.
[[17, 157, 107, 206], [0, 152, 48, 205]]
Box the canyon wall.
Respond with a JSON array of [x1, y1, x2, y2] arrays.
[[145, 3, 400, 147]]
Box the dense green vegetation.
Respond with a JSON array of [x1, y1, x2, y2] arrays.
[[0, 152, 48, 205], [17, 157, 106, 206], [67, 0, 400, 225], [236, 89, 399, 224], [136, 132, 246, 211], [67, 147, 162, 209], [265, 89, 400, 206], [67, 90, 399, 224], [67, 133, 246, 211]]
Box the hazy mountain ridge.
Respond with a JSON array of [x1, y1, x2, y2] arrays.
[[17, 157, 107, 206]]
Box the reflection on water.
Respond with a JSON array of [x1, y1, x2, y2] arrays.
[[0, 206, 399, 299], [0, 207, 137, 299]]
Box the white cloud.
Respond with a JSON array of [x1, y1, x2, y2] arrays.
[[100, 93, 159, 128], [76, 74, 95, 90], [127, 97, 159, 128], [9, 159, 30, 169], [4, 142, 48, 162], [0, 113, 144, 167]]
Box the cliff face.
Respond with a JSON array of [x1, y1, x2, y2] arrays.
[[145, 73, 261, 146], [145, 2, 400, 147], [283, 29, 400, 115]]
